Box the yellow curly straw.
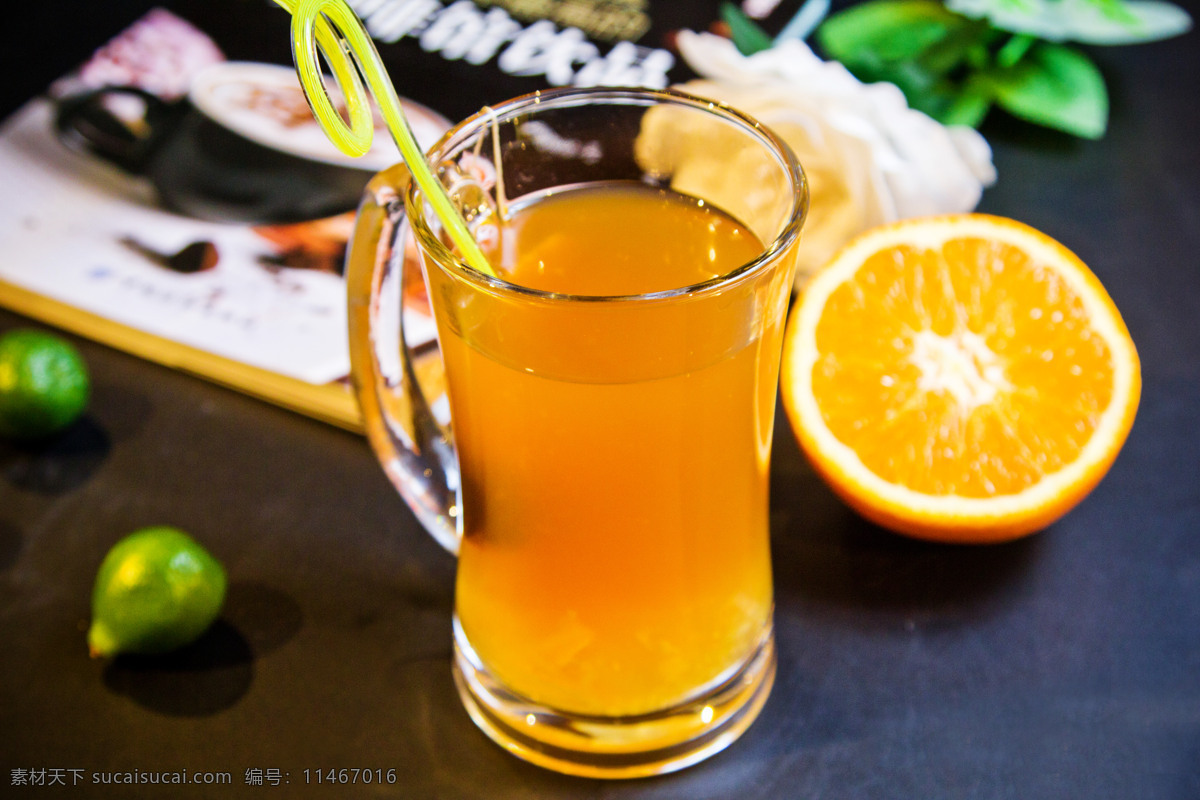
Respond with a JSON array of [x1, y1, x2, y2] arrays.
[[271, 0, 496, 278]]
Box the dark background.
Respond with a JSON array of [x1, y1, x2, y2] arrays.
[[2, 1, 1199, 797], [7, 0, 740, 121]]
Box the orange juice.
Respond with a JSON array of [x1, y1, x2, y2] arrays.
[[427, 182, 785, 716]]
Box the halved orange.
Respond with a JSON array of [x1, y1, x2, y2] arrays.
[[781, 214, 1141, 543]]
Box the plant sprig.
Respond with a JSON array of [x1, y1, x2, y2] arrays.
[[719, 0, 1192, 139]]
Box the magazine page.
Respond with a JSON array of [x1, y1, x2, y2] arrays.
[[0, 0, 771, 430]]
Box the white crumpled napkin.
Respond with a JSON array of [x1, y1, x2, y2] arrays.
[[673, 31, 997, 285]]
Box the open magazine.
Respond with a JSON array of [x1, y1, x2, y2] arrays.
[[0, 0, 766, 430]]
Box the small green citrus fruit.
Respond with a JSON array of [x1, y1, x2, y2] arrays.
[[0, 328, 90, 440], [88, 526, 227, 658]]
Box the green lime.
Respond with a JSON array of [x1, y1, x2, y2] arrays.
[[0, 328, 91, 440], [88, 526, 227, 658]]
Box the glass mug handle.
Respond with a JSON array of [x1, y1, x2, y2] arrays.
[[346, 163, 461, 554]]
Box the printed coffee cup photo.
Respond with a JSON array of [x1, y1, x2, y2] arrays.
[[54, 61, 449, 224]]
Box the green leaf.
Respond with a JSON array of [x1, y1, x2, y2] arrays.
[[882, 60, 956, 109], [940, 79, 996, 127], [983, 42, 1108, 138], [946, 0, 1192, 44], [815, 1, 997, 128], [720, 2, 775, 55], [995, 33, 1036, 67], [915, 19, 997, 76], [816, 0, 968, 65]]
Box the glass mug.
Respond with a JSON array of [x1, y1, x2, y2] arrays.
[[346, 87, 807, 778]]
